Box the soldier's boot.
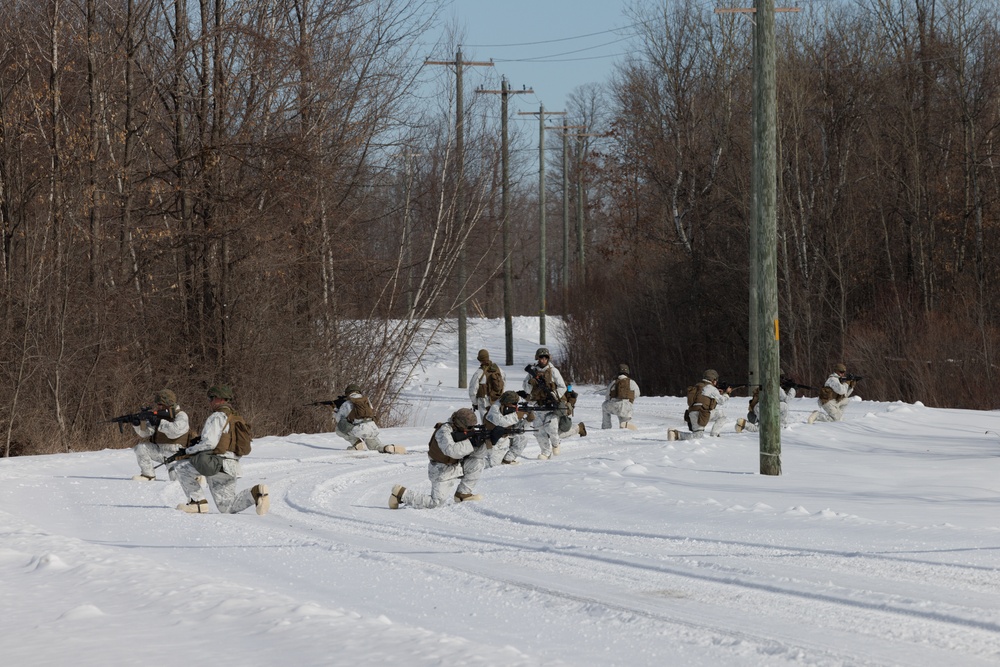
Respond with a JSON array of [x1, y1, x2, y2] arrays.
[[196, 475, 207, 486], [552, 445, 560, 456], [177, 499, 209, 514], [501, 458, 519, 465], [251, 484, 270, 516], [537, 453, 550, 460], [382, 444, 407, 455], [132, 473, 156, 481], [454, 491, 483, 503], [388, 485, 406, 509], [350, 441, 366, 451], [807, 411, 820, 424], [621, 421, 638, 430], [667, 429, 679, 441], [578, 423, 587, 437], [735, 418, 746, 433]]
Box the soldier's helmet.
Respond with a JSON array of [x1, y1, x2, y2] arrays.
[[703, 369, 719, 382], [154, 389, 177, 407], [207, 385, 234, 400], [477, 349, 490, 363], [834, 363, 847, 373], [619, 363, 630, 376], [344, 384, 362, 395], [500, 391, 520, 406], [535, 347, 550, 359], [451, 408, 478, 431]]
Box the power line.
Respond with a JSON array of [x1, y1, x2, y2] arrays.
[[462, 23, 641, 49]]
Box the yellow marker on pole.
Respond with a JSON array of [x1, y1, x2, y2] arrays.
[[774, 319, 780, 340]]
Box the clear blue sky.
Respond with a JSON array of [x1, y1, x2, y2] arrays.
[[436, 0, 636, 110]]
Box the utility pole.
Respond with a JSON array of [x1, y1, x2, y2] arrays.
[[425, 49, 493, 388], [519, 106, 565, 345], [546, 121, 584, 307], [572, 131, 608, 287], [476, 78, 533, 366], [401, 151, 423, 316], [716, 2, 798, 476]]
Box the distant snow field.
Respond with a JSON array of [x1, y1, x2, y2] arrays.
[[2, 317, 999, 666]]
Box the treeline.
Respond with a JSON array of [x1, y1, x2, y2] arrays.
[[564, 0, 1000, 410], [3, 0, 999, 457], [0, 0, 543, 456]]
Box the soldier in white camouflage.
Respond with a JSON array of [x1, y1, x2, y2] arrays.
[[334, 384, 405, 454], [131, 389, 193, 482], [389, 408, 483, 509], [522, 347, 568, 459], [602, 364, 640, 430]]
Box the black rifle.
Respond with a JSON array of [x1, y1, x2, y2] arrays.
[[523, 365, 559, 403], [516, 402, 561, 413], [306, 396, 348, 409], [718, 382, 752, 393], [461, 424, 537, 448], [153, 436, 203, 470], [106, 407, 172, 434], [780, 379, 817, 392], [844, 373, 864, 382]]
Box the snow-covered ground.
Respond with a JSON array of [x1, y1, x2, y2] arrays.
[[2, 317, 999, 666]]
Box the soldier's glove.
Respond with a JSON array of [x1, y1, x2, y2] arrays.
[[452, 430, 471, 442], [516, 390, 528, 399], [131, 417, 142, 427], [472, 403, 478, 411]]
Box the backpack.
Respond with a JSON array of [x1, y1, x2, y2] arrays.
[[215, 408, 252, 457], [229, 415, 252, 457], [348, 395, 376, 421], [611, 376, 635, 401], [484, 363, 504, 402]]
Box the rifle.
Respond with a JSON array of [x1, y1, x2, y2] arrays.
[[153, 437, 201, 470], [306, 396, 348, 410], [516, 402, 561, 413], [717, 382, 752, 393], [524, 365, 559, 402], [844, 373, 864, 382], [463, 424, 538, 448], [780, 379, 817, 392], [106, 407, 172, 434]]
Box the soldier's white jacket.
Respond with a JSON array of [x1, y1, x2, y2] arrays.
[[133, 408, 190, 441], [436, 422, 476, 462], [185, 410, 230, 455], [700, 381, 729, 407], [522, 363, 567, 401], [823, 374, 854, 399]]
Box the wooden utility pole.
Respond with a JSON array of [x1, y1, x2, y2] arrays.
[[717, 2, 798, 475], [519, 106, 566, 345], [401, 151, 423, 316], [545, 122, 584, 306], [476, 78, 533, 366], [572, 131, 608, 286], [425, 49, 493, 388], [753, 0, 781, 475]]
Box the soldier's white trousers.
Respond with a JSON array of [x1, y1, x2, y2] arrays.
[[602, 398, 634, 429], [134, 441, 181, 479], [176, 457, 255, 514], [402, 460, 465, 509]]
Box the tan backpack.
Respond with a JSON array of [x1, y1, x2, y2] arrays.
[[214, 406, 252, 457], [611, 376, 635, 401], [348, 395, 376, 421]]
